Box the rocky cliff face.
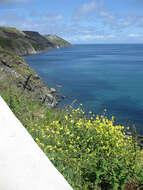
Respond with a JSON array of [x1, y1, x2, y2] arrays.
[[0, 27, 71, 56], [0, 49, 57, 108]]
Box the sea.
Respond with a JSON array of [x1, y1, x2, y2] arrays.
[[24, 44, 143, 134]]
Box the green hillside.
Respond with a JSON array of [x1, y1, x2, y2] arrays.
[[0, 27, 71, 56], [44, 34, 71, 48]]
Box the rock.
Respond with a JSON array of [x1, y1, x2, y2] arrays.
[[17, 61, 23, 65], [50, 88, 56, 93], [56, 84, 62, 88], [1, 59, 12, 68], [1, 60, 6, 64], [125, 131, 143, 149], [138, 135, 143, 149], [32, 74, 40, 80], [61, 95, 66, 99], [0, 96, 73, 190]]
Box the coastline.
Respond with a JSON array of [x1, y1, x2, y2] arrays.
[[0, 27, 72, 108]]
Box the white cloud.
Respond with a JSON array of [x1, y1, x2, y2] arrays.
[[82, 30, 94, 34], [73, 1, 103, 20], [45, 13, 64, 22], [73, 34, 117, 41], [72, 1, 120, 31], [120, 15, 138, 28], [79, 1, 97, 14], [128, 34, 140, 38], [107, 34, 115, 38], [79, 35, 105, 40], [100, 11, 114, 19], [72, 1, 143, 32]]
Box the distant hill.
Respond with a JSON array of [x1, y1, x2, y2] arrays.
[[23, 31, 55, 50], [0, 27, 71, 56], [44, 34, 71, 48]]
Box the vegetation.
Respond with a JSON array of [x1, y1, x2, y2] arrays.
[[44, 34, 71, 47], [1, 88, 143, 190], [0, 27, 32, 54], [0, 26, 71, 55], [0, 26, 25, 37]]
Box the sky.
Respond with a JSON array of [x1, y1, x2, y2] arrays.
[[0, 0, 143, 44]]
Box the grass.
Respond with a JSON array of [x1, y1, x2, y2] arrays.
[[0, 86, 143, 190], [0, 27, 53, 55], [0, 36, 14, 50], [0, 26, 25, 37], [44, 35, 71, 47]]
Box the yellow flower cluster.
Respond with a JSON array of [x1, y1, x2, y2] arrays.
[[28, 106, 142, 189]]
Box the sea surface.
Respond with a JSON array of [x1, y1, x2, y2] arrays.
[[24, 44, 143, 134]]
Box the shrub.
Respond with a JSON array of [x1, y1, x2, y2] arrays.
[[1, 90, 142, 189], [29, 106, 143, 190]]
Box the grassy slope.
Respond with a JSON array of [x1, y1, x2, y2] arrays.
[[0, 27, 55, 55], [0, 27, 32, 54], [44, 34, 71, 47], [1, 86, 143, 190], [0, 27, 71, 56]]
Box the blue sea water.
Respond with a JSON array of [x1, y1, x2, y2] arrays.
[[24, 44, 143, 134]]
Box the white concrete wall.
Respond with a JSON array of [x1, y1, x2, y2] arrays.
[[0, 96, 73, 190]]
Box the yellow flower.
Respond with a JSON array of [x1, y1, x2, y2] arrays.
[[65, 115, 68, 120], [35, 137, 39, 142], [70, 120, 74, 124], [87, 148, 90, 153], [70, 134, 74, 137]]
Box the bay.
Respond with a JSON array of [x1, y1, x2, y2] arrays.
[[24, 44, 143, 134]]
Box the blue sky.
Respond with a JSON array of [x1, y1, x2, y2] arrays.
[[0, 0, 143, 43]]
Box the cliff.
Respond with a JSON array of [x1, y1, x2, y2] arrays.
[[0, 48, 57, 108], [44, 34, 71, 48], [0, 27, 71, 56], [0, 26, 72, 107]]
